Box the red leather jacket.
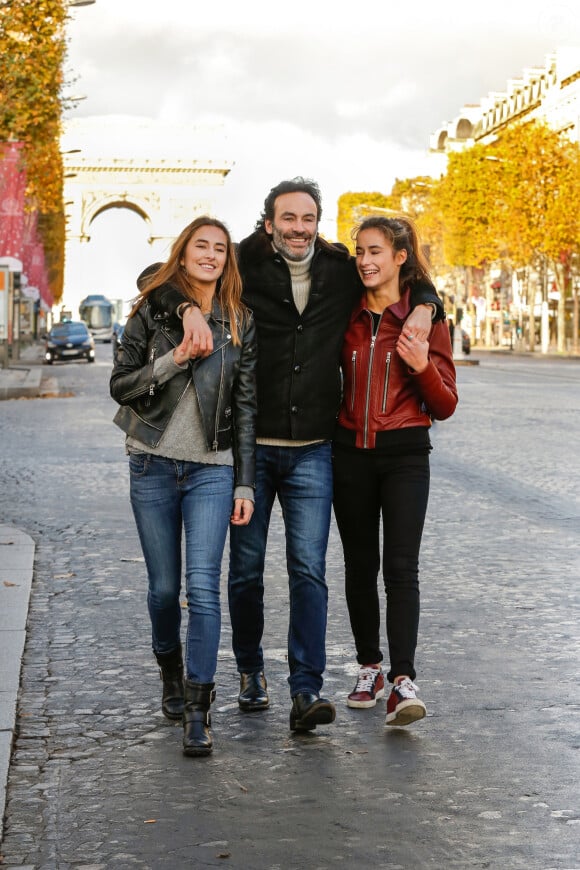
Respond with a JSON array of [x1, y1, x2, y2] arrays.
[[337, 288, 458, 449]]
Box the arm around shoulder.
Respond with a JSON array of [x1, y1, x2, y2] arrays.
[[408, 278, 444, 322]]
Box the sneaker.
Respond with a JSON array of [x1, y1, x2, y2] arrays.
[[347, 665, 385, 709], [385, 677, 426, 726]]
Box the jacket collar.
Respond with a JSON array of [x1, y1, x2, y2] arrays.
[[209, 297, 230, 325], [352, 286, 412, 322]]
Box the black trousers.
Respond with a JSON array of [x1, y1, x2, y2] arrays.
[[332, 444, 430, 683]]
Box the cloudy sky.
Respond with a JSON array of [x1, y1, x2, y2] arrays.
[[62, 0, 579, 304]]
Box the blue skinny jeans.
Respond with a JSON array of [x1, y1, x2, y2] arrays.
[[129, 453, 233, 684]]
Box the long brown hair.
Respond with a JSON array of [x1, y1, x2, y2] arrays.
[[352, 215, 431, 289], [132, 216, 246, 345]]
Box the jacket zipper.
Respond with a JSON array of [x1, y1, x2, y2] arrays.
[[381, 352, 391, 413], [363, 328, 378, 448], [212, 346, 226, 451], [350, 351, 357, 412], [148, 343, 157, 397]]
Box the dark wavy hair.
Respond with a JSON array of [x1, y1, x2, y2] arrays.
[[256, 177, 322, 230], [352, 215, 432, 287]]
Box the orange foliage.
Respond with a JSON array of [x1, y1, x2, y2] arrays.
[[0, 0, 67, 300]]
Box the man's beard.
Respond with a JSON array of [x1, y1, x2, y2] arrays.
[[270, 224, 315, 261]]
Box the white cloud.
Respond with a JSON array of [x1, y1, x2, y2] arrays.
[[336, 83, 419, 121], [61, 0, 580, 305]]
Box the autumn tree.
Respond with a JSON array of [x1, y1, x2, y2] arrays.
[[336, 191, 391, 251], [0, 0, 68, 301], [488, 120, 580, 352], [434, 143, 504, 269], [386, 176, 446, 279]]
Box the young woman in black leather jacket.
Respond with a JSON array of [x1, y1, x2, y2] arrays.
[[110, 217, 257, 757]]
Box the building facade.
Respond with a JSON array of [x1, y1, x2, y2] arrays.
[[430, 47, 580, 155]]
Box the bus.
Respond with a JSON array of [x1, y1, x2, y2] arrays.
[[78, 294, 115, 342]]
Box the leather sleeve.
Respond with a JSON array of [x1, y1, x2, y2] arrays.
[[411, 320, 458, 420], [408, 278, 445, 322], [145, 280, 186, 324], [109, 308, 159, 404], [231, 313, 257, 489]]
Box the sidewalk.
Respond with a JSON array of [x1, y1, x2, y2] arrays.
[[0, 344, 44, 400], [0, 525, 35, 843]]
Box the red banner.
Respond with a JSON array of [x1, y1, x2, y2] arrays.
[[0, 142, 26, 259], [22, 208, 38, 275], [21, 208, 52, 307]]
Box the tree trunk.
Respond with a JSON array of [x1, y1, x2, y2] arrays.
[[554, 261, 567, 353], [573, 284, 579, 355], [527, 270, 535, 353]]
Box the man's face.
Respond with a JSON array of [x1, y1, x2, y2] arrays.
[[265, 191, 318, 261]]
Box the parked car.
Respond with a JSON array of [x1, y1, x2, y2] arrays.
[[112, 322, 125, 358], [44, 321, 95, 365]]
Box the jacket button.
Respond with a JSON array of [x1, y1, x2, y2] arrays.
[[291, 405, 298, 414], [296, 324, 303, 332], [293, 364, 301, 373]]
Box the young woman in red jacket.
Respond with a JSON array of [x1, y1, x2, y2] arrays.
[[332, 215, 458, 726]]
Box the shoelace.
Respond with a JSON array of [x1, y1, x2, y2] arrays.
[[395, 678, 419, 698], [354, 667, 381, 693]]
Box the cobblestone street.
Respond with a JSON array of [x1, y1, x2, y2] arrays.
[[0, 348, 578, 869]]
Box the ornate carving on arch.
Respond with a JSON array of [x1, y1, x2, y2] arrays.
[[79, 191, 156, 240]]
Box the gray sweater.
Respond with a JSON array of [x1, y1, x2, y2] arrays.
[[126, 349, 253, 502]]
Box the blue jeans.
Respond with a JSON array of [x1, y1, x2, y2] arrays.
[[228, 442, 332, 697], [129, 454, 233, 684]]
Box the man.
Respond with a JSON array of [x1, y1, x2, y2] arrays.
[[151, 178, 442, 732]]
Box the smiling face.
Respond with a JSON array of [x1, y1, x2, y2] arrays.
[[264, 191, 318, 261], [180, 225, 228, 287], [355, 227, 407, 295]]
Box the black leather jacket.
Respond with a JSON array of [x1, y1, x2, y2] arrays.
[[109, 290, 257, 489], [149, 231, 443, 442]]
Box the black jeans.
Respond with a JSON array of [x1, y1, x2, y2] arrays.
[[332, 444, 430, 683]]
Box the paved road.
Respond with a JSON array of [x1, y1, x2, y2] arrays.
[[0, 346, 578, 869]]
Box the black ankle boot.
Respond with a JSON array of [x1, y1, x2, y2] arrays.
[[154, 646, 184, 721], [183, 680, 216, 757], [290, 692, 336, 732], [238, 671, 269, 712]]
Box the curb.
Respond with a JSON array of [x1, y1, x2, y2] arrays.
[[0, 525, 35, 844], [0, 344, 45, 400], [0, 367, 43, 401]]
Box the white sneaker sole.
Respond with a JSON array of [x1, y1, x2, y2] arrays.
[[347, 687, 385, 709], [385, 698, 427, 726]]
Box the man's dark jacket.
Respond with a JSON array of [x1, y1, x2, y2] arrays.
[[149, 229, 442, 442]]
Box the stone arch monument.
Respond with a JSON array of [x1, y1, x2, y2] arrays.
[[61, 116, 233, 320]]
